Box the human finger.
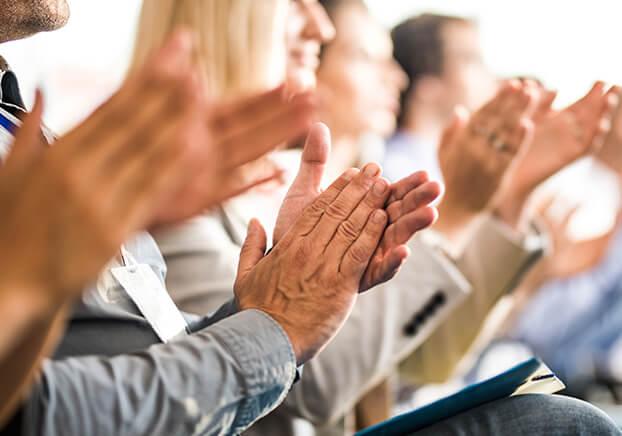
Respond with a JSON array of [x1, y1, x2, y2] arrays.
[[323, 177, 390, 260], [310, 163, 381, 250], [387, 181, 442, 223]]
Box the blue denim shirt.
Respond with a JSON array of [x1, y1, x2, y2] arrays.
[[22, 233, 297, 436]]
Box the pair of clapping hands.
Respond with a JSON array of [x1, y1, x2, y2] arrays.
[[0, 31, 441, 366], [435, 79, 619, 240]]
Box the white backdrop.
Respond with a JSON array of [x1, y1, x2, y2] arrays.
[[1, 0, 620, 133], [1, 0, 620, 237]]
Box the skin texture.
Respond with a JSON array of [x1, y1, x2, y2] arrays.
[[273, 123, 440, 291], [238, 124, 439, 365], [0, 0, 69, 42]]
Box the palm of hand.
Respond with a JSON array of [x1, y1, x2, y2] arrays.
[[513, 83, 612, 192], [527, 109, 590, 182]]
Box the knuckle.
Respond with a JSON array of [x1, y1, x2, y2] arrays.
[[337, 218, 361, 242], [348, 243, 372, 265], [325, 200, 350, 221]]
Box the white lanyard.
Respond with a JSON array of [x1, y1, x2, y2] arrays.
[[112, 245, 188, 343]]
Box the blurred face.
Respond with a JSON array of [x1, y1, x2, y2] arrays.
[[316, 4, 408, 138], [438, 21, 496, 112], [0, 0, 69, 43], [286, 0, 335, 93]]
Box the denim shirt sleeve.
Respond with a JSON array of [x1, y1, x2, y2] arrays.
[[23, 309, 296, 436]]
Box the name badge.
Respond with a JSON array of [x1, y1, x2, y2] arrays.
[[0, 105, 56, 159], [111, 248, 188, 343], [0, 106, 20, 159]]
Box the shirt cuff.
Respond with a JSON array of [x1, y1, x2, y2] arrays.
[[459, 213, 546, 296], [206, 309, 297, 426]]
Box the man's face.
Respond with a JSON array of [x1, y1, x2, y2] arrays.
[[438, 21, 497, 113], [0, 0, 69, 43]]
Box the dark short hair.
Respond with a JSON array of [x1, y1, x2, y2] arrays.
[[318, 0, 368, 22], [317, 0, 368, 60], [392, 14, 473, 127]]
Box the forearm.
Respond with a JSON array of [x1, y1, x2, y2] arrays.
[[400, 215, 544, 383], [22, 309, 296, 436], [433, 200, 480, 245], [0, 292, 70, 425]]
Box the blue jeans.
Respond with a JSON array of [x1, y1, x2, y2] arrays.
[[416, 395, 620, 435]]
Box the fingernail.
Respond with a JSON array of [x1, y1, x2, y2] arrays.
[[363, 163, 380, 178], [372, 210, 386, 223], [373, 179, 388, 195]]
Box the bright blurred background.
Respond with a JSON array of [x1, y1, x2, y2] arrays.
[[2, 0, 621, 236], [2, 0, 621, 134]]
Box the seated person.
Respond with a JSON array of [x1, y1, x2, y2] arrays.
[[509, 101, 622, 395], [147, 0, 619, 435], [1, 1, 441, 435]]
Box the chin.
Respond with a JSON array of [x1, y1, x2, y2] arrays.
[[48, 0, 71, 29]]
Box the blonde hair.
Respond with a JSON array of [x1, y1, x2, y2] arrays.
[[132, 0, 288, 99]]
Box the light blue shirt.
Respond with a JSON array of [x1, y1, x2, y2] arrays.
[[512, 228, 622, 387], [22, 233, 297, 436], [384, 132, 443, 184]]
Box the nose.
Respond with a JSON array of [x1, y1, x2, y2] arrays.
[[388, 59, 409, 92], [302, 2, 336, 44]]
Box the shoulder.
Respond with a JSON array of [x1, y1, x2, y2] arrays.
[[153, 212, 236, 255]]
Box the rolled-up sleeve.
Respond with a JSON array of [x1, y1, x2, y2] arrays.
[[23, 309, 296, 436]]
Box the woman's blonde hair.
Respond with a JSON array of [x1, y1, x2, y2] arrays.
[[132, 0, 288, 99]]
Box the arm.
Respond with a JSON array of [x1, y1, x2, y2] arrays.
[[23, 310, 296, 436], [0, 294, 68, 426], [399, 215, 544, 383], [279, 234, 470, 425]]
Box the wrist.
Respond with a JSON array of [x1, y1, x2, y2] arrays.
[[0, 281, 63, 322], [492, 185, 531, 231], [434, 201, 479, 242]]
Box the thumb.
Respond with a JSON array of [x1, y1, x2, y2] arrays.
[[237, 218, 267, 281], [438, 105, 468, 157], [8, 88, 45, 165], [290, 122, 331, 195]]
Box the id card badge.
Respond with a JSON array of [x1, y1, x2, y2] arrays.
[[0, 106, 20, 159], [112, 247, 188, 343], [0, 105, 56, 159]]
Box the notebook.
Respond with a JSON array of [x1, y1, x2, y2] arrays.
[[356, 358, 564, 436]]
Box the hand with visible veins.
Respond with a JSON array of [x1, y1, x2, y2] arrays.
[[495, 82, 620, 229], [434, 81, 539, 240], [272, 123, 441, 292], [235, 162, 391, 364]]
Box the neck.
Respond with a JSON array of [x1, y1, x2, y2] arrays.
[[319, 111, 363, 178], [401, 103, 446, 147]]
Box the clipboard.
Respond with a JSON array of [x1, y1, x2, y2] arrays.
[[356, 358, 564, 436]]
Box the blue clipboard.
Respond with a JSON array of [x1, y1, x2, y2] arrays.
[[356, 358, 563, 436]]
